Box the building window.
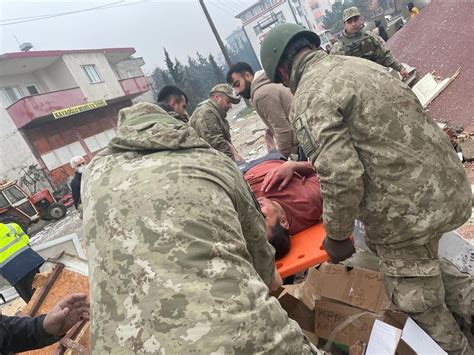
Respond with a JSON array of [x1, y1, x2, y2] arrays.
[[0, 194, 9, 209], [3, 186, 25, 204], [296, 6, 304, 16], [310, 2, 320, 10], [26, 84, 40, 95], [81, 64, 103, 84], [241, 12, 251, 21], [41, 142, 87, 170], [251, 4, 263, 16], [254, 25, 263, 36], [84, 129, 116, 153], [126, 70, 134, 78], [0, 86, 23, 105], [276, 11, 286, 24]]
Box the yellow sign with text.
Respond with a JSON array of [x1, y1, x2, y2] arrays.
[[53, 100, 107, 119]]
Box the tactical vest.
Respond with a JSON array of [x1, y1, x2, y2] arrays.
[[340, 32, 380, 63], [0, 223, 29, 268]]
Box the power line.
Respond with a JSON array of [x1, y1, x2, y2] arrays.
[[209, 1, 237, 18], [0, 1, 145, 26], [0, 1, 124, 22], [221, 1, 244, 16], [215, 0, 249, 17], [223, 1, 249, 13]]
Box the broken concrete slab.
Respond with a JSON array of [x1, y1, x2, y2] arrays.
[[412, 68, 460, 108]]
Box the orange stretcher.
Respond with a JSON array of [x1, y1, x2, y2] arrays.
[[276, 223, 329, 278]]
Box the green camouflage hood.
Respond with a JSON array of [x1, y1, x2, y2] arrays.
[[108, 102, 210, 152]]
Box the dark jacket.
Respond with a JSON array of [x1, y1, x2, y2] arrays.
[[377, 24, 389, 41], [1, 247, 44, 285], [0, 314, 60, 354], [70, 172, 82, 209]]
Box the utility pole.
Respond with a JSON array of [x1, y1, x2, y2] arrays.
[[199, 0, 232, 68]]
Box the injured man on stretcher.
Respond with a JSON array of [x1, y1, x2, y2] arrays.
[[242, 150, 323, 259]]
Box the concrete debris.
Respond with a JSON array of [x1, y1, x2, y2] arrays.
[[252, 127, 266, 135], [29, 209, 83, 246], [1, 297, 26, 316], [412, 67, 460, 108], [245, 136, 260, 146]]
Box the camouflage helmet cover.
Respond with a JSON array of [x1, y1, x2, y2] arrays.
[[210, 84, 241, 104], [343, 6, 361, 21], [260, 23, 320, 83]]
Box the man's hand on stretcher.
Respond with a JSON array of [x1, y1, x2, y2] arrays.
[[261, 160, 315, 192]]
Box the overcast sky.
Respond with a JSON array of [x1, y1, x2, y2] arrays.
[[0, 0, 255, 74]]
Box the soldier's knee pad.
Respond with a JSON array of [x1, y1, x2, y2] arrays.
[[386, 275, 445, 314]]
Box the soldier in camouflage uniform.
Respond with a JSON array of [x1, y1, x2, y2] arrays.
[[260, 24, 473, 354], [189, 84, 241, 160], [331, 7, 409, 80], [81, 102, 312, 354], [156, 85, 189, 123]]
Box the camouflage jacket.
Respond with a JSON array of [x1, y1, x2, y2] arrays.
[[189, 99, 234, 159], [289, 50, 471, 248], [331, 30, 404, 72], [82, 103, 310, 354], [157, 101, 188, 123]]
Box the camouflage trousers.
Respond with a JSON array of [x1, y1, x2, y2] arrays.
[[371, 235, 473, 355]]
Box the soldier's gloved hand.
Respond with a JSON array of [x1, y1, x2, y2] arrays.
[[322, 237, 355, 264]]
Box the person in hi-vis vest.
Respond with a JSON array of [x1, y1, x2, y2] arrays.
[[0, 223, 44, 302]]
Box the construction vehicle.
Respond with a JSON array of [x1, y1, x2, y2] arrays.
[[0, 181, 67, 231]]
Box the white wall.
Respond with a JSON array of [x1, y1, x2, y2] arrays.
[[39, 58, 77, 92], [0, 107, 38, 181], [0, 72, 47, 99], [113, 58, 145, 80], [243, 2, 298, 65], [62, 52, 125, 102], [0, 61, 77, 182], [0, 73, 45, 182], [0, 58, 78, 100]]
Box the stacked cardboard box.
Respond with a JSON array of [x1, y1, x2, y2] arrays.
[[277, 263, 446, 354]]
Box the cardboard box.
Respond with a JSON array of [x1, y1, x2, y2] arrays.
[[314, 299, 384, 346], [276, 263, 446, 354], [304, 263, 394, 347], [310, 263, 392, 313]]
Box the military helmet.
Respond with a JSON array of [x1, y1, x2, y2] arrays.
[[260, 23, 320, 83]]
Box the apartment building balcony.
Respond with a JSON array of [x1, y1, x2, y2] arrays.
[[7, 87, 87, 129], [119, 76, 150, 96]]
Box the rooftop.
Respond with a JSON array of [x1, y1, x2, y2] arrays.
[[387, 1, 474, 127], [0, 47, 136, 76]]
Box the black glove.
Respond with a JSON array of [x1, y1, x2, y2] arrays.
[[323, 237, 355, 264]]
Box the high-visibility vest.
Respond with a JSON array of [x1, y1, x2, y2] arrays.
[[0, 223, 30, 268]]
